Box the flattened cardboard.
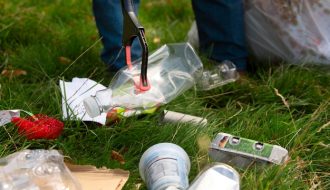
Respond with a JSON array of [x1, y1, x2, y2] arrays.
[[66, 164, 129, 190]]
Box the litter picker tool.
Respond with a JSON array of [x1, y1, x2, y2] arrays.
[[121, 0, 150, 92]]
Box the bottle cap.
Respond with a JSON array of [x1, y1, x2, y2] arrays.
[[83, 97, 101, 118]]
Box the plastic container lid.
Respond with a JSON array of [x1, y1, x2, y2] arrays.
[[83, 97, 101, 118]]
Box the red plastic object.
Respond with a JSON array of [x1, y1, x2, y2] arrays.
[[11, 114, 64, 140], [125, 46, 151, 92]]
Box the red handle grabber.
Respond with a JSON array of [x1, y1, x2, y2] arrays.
[[121, 0, 150, 92]]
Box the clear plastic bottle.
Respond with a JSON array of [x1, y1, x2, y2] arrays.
[[84, 43, 203, 118], [196, 60, 239, 91]]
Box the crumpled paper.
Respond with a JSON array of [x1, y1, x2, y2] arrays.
[[59, 78, 107, 125]]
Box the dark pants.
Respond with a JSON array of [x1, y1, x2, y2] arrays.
[[93, 0, 247, 71], [192, 0, 247, 70], [93, 0, 141, 71]]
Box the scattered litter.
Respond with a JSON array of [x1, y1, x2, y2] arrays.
[[66, 163, 129, 190], [0, 149, 130, 190], [59, 78, 108, 125], [139, 143, 190, 190], [60, 78, 159, 124], [1, 109, 63, 140], [196, 61, 239, 91], [11, 114, 64, 140], [0, 110, 20, 127], [0, 149, 81, 190], [188, 163, 240, 190], [83, 43, 203, 118], [209, 133, 289, 168], [159, 110, 207, 126]]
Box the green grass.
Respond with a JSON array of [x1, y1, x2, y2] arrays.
[[1, 0, 330, 189]]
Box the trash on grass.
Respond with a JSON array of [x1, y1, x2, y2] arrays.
[[0, 149, 130, 190], [196, 61, 239, 91], [188, 163, 240, 190], [139, 143, 191, 190], [0, 110, 20, 127], [66, 163, 129, 190], [59, 77, 108, 125], [0, 149, 81, 190], [11, 114, 64, 140], [83, 43, 203, 118], [60, 78, 158, 124], [159, 110, 207, 126], [209, 132, 289, 168]]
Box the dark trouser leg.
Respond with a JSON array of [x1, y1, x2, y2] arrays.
[[93, 0, 141, 71], [192, 0, 248, 71]]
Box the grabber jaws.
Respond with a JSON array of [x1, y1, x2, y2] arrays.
[[121, 0, 150, 91]]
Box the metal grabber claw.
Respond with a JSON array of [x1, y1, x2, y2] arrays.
[[121, 0, 150, 92]]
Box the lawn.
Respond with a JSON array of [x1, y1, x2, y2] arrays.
[[0, 0, 329, 189]]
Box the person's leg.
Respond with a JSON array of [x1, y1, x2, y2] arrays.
[[93, 0, 141, 71], [191, 0, 248, 71]]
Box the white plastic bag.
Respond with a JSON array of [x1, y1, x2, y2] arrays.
[[245, 0, 330, 64]]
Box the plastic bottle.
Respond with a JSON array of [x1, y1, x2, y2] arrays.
[[188, 163, 240, 190], [84, 43, 203, 118], [197, 60, 239, 91], [139, 143, 191, 190]]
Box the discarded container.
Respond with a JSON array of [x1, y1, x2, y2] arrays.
[[139, 143, 191, 190], [0, 149, 81, 190], [84, 43, 203, 118], [188, 163, 240, 190], [209, 133, 289, 168], [197, 61, 239, 91], [159, 110, 207, 126]]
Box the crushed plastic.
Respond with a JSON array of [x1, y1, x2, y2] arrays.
[[0, 149, 81, 190], [84, 43, 203, 118]]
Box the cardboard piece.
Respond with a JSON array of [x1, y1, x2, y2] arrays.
[[66, 164, 130, 190]]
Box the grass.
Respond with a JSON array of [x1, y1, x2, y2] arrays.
[[0, 0, 329, 189]]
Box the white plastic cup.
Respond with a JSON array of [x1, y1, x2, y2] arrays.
[[139, 143, 191, 190]]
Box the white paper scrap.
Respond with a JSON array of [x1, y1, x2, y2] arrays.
[[59, 78, 107, 125], [0, 110, 20, 127]]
